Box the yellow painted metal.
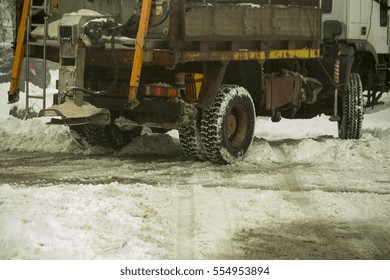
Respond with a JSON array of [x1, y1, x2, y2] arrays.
[[8, 0, 31, 103], [128, 0, 153, 104], [182, 48, 320, 62], [185, 73, 204, 101], [267, 49, 320, 60]]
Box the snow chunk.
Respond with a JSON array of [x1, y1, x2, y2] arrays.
[[68, 9, 104, 16], [118, 133, 182, 157]]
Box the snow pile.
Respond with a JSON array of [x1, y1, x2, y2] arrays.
[[117, 133, 182, 157], [0, 117, 75, 153], [282, 135, 390, 164], [245, 137, 279, 163], [251, 93, 390, 166], [0, 182, 176, 259], [0, 71, 82, 153]]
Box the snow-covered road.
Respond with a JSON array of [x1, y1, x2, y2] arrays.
[[0, 81, 390, 260]]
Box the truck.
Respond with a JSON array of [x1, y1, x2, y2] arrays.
[[7, 0, 390, 163]]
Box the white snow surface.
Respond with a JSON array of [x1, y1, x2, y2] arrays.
[[1, 79, 390, 260]]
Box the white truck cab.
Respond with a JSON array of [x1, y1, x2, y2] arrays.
[[321, 0, 390, 107], [322, 0, 390, 54]]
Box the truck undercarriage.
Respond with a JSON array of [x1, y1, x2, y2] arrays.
[[7, 0, 390, 163]]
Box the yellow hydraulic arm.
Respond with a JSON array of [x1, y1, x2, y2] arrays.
[[128, 0, 153, 107], [8, 0, 31, 103]]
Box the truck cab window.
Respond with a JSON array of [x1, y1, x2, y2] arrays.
[[379, 1, 389, 27], [321, 0, 333, 13]]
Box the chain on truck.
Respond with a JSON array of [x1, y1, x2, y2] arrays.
[[7, 0, 390, 163]]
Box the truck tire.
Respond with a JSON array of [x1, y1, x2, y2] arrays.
[[338, 73, 364, 140], [201, 85, 255, 164], [179, 109, 206, 161], [70, 124, 142, 150]]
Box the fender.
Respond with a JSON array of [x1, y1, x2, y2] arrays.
[[317, 40, 378, 94], [339, 44, 356, 92], [316, 44, 355, 94], [197, 61, 229, 109], [347, 40, 379, 66]]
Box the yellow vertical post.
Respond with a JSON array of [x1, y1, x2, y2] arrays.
[[128, 0, 153, 106], [8, 0, 31, 103]]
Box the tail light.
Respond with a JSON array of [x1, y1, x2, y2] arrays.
[[144, 85, 180, 98]]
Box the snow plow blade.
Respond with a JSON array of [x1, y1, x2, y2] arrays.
[[38, 100, 110, 126]]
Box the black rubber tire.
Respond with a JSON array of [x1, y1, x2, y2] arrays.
[[70, 124, 142, 150], [338, 73, 364, 140], [179, 109, 207, 161], [201, 85, 255, 164]]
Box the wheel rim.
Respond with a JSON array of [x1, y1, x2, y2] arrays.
[[225, 104, 248, 148]]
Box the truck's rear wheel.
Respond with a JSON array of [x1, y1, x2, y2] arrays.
[[179, 109, 206, 161], [338, 73, 364, 139], [201, 85, 255, 164], [70, 123, 142, 149]]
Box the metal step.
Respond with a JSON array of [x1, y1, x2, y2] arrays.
[[30, 2, 50, 14], [31, 22, 46, 27], [31, 5, 48, 10], [27, 41, 46, 46], [27, 95, 45, 100]]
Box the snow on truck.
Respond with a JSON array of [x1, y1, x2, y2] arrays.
[[6, 0, 390, 163]]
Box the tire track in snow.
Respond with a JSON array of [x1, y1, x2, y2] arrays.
[[271, 144, 302, 191], [175, 185, 195, 259], [270, 143, 319, 218], [212, 188, 235, 259], [271, 143, 390, 258]]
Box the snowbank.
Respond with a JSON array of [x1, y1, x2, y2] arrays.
[[1, 80, 390, 161], [0, 182, 176, 259]]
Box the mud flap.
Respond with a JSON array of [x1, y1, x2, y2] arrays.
[[38, 100, 110, 126]]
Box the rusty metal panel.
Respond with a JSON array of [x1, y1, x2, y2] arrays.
[[181, 3, 321, 42], [264, 72, 302, 110], [50, 0, 60, 14]]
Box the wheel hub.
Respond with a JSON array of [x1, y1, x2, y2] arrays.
[[225, 104, 248, 148], [226, 114, 237, 138]]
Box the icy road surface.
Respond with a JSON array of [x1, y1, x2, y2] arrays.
[[0, 81, 390, 260]]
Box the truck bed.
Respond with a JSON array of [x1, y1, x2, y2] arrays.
[[27, 1, 322, 67], [145, 1, 322, 66], [180, 3, 321, 42]]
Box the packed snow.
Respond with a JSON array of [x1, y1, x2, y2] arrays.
[[0, 73, 390, 260]]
